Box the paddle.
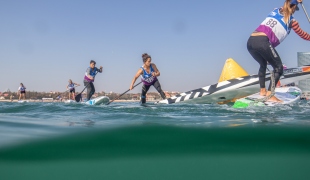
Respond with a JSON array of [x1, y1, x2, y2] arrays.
[[106, 81, 142, 105], [75, 72, 99, 102], [301, 2, 310, 23], [106, 75, 158, 105]]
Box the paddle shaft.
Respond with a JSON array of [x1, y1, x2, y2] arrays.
[[106, 81, 142, 105], [301, 3, 310, 23]]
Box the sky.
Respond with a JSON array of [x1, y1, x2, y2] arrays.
[[0, 0, 309, 93]]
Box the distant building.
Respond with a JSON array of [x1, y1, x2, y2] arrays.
[[146, 94, 156, 101], [131, 94, 139, 100], [164, 91, 180, 98], [298, 52, 310, 99], [42, 98, 53, 102], [3, 89, 11, 92]]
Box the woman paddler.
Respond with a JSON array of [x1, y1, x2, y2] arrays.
[[129, 53, 166, 104], [247, 0, 310, 102]]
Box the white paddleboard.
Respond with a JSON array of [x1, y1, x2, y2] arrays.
[[233, 87, 302, 108], [82, 96, 110, 105], [155, 65, 310, 105], [64, 100, 76, 103], [17, 100, 29, 103]]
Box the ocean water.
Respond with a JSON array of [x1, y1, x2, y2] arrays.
[[1, 101, 310, 180]]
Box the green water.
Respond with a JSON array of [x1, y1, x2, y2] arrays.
[[0, 102, 310, 179]]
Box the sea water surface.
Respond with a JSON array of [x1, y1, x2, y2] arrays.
[[1, 101, 310, 180]]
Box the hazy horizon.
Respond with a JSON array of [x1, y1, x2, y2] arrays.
[[1, 0, 309, 93]]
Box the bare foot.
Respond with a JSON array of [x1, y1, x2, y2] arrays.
[[259, 90, 267, 96], [267, 96, 282, 103]]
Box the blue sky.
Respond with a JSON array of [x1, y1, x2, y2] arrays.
[[0, 0, 309, 93]]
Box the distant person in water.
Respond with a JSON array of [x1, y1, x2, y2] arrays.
[[57, 95, 63, 102], [18, 83, 26, 100], [130, 53, 166, 104], [67, 79, 80, 100], [84, 60, 103, 101], [247, 0, 310, 102]]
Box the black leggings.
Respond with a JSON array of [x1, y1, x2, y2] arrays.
[[247, 36, 283, 91], [84, 81, 95, 101], [141, 80, 166, 103]]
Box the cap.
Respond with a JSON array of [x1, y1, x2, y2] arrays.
[[290, 0, 299, 11]]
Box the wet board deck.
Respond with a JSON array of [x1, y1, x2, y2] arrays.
[[233, 87, 302, 108], [82, 96, 110, 105]]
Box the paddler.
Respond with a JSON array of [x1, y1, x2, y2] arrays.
[[84, 60, 103, 101], [247, 0, 310, 102], [129, 53, 166, 104], [66, 79, 80, 100], [18, 83, 26, 100]]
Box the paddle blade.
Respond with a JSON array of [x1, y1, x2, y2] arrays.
[[75, 94, 82, 102]]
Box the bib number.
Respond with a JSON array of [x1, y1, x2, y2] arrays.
[[265, 19, 277, 28]]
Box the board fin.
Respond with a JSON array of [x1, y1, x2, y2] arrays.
[[218, 58, 249, 82]]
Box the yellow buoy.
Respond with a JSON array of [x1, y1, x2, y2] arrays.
[[218, 58, 249, 82]]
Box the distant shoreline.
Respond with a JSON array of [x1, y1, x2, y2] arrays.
[[0, 99, 160, 103], [0, 99, 154, 103]]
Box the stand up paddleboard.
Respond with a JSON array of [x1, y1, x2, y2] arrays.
[[82, 96, 110, 105], [233, 87, 302, 108], [64, 100, 76, 103], [17, 100, 29, 103], [156, 59, 310, 105]]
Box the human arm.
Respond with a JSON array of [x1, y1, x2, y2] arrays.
[[130, 69, 143, 90], [97, 66, 103, 73], [291, 20, 310, 40], [74, 83, 80, 86], [151, 63, 161, 77]]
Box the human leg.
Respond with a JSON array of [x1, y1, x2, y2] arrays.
[[141, 84, 151, 103], [265, 45, 283, 91], [153, 80, 166, 99], [89, 83, 95, 99], [71, 89, 76, 100], [264, 45, 283, 102], [84, 81, 94, 101], [248, 36, 282, 102], [247, 36, 268, 95]]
